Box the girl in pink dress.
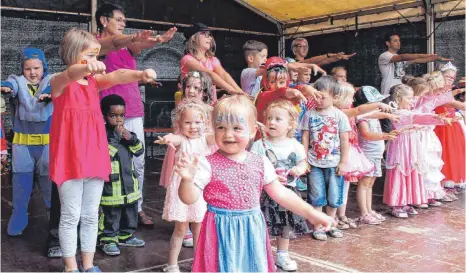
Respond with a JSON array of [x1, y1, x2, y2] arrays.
[[174, 95, 333, 272], [155, 99, 216, 272], [383, 84, 449, 218], [180, 23, 246, 101], [50, 28, 157, 273]]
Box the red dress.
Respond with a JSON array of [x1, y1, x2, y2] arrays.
[[49, 76, 111, 186], [434, 106, 466, 185]]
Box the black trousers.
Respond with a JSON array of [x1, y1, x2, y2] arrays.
[[99, 202, 138, 243], [46, 182, 60, 249]]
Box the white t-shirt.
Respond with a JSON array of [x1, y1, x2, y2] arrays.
[[240, 68, 262, 97], [378, 51, 407, 95], [250, 138, 306, 187], [193, 154, 277, 190], [300, 107, 352, 168]]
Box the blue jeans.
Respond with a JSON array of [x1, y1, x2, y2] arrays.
[[307, 166, 344, 208]]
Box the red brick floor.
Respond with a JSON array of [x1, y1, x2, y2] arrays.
[[1, 158, 465, 272]]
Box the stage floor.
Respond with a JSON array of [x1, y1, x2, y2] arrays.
[[1, 158, 465, 272]]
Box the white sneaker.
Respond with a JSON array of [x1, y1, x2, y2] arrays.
[[163, 265, 180, 272], [276, 254, 297, 271], [182, 235, 193, 248]]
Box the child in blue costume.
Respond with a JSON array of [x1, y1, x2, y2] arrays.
[[1, 48, 53, 236]]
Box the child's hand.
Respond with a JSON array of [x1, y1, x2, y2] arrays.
[[382, 132, 397, 141], [115, 124, 131, 140], [285, 88, 307, 103], [336, 162, 348, 176], [387, 113, 400, 123], [300, 85, 323, 101], [175, 151, 199, 181], [289, 165, 306, 177], [38, 94, 51, 101], [307, 210, 334, 231], [142, 69, 157, 84], [154, 134, 176, 149], [85, 61, 107, 75], [1, 87, 12, 93], [378, 103, 392, 113]]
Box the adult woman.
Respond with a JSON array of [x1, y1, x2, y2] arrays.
[[287, 38, 356, 67]]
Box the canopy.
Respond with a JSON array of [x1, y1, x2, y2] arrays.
[[238, 0, 465, 37]]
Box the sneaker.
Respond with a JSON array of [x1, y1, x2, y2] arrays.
[[447, 193, 459, 201], [163, 265, 180, 272], [276, 254, 298, 271], [391, 208, 408, 218], [182, 234, 194, 248], [370, 211, 387, 221], [47, 246, 63, 258], [118, 237, 145, 247], [427, 199, 442, 207], [84, 266, 102, 272], [359, 214, 381, 225], [101, 242, 120, 256], [402, 206, 418, 215], [414, 204, 429, 209], [296, 179, 308, 192]]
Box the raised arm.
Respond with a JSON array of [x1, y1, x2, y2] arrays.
[[50, 62, 107, 97], [407, 55, 453, 65], [213, 65, 247, 95], [95, 68, 156, 91], [127, 27, 177, 56]]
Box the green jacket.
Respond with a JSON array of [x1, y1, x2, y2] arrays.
[[101, 128, 144, 206]]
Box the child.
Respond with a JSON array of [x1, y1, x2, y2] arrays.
[[300, 75, 351, 241], [353, 87, 398, 223], [250, 100, 310, 271], [98, 94, 145, 256], [155, 99, 216, 272], [181, 23, 246, 99], [411, 75, 451, 205], [296, 69, 311, 85], [1, 47, 53, 236], [334, 84, 393, 227], [175, 95, 333, 272], [50, 28, 157, 272], [383, 84, 448, 218], [241, 40, 268, 98]]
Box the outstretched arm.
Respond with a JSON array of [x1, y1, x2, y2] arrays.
[[342, 102, 391, 118], [357, 121, 397, 141], [154, 133, 183, 147], [128, 27, 177, 56], [95, 68, 156, 91], [213, 65, 246, 95], [407, 55, 453, 65], [98, 30, 154, 56]]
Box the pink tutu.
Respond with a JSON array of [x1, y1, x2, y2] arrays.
[[344, 144, 375, 182]]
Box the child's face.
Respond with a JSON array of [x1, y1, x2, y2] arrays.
[[105, 105, 126, 127], [333, 70, 347, 83], [248, 49, 268, 68], [289, 71, 298, 82], [184, 78, 203, 101], [180, 108, 205, 138], [315, 90, 334, 109], [79, 43, 101, 64], [23, 59, 44, 85], [442, 70, 456, 90], [398, 91, 414, 110], [197, 31, 213, 51], [297, 71, 311, 83], [214, 113, 256, 155], [267, 71, 287, 90], [265, 107, 292, 139]]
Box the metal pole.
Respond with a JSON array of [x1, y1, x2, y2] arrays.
[[277, 23, 286, 58], [91, 0, 97, 33], [426, 4, 435, 72]]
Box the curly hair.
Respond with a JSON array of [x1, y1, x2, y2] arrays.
[[173, 98, 213, 134], [264, 100, 299, 138], [181, 71, 213, 104]]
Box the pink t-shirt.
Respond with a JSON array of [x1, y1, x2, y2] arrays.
[[99, 47, 144, 118], [180, 54, 221, 101]]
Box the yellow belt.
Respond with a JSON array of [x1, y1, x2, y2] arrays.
[[12, 133, 49, 145]]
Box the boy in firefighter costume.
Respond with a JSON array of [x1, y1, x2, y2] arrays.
[[98, 94, 145, 256], [1, 48, 52, 236]]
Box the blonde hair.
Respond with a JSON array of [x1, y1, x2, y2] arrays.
[[212, 95, 257, 128], [264, 100, 299, 138], [331, 66, 346, 75], [59, 28, 99, 66], [334, 82, 355, 108], [291, 38, 308, 55], [405, 77, 429, 96], [186, 32, 216, 58], [388, 84, 413, 108], [425, 71, 445, 91], [173, 98, 213, 134]]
